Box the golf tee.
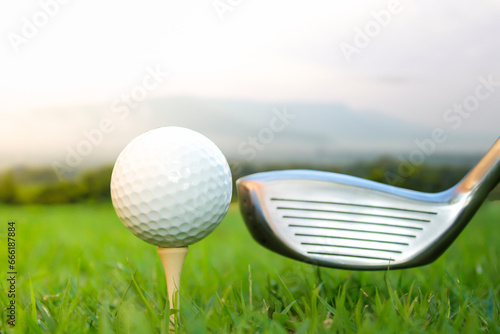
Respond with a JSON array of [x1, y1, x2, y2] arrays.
[[157, 247, 189, 330]]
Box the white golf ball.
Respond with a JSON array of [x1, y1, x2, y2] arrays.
[[110, 126, 232, 248]]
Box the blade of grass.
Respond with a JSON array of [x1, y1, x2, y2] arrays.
[[114, 275, 134, 318], [35, 300, 57, 332], [126, 259, 160, 324], [275, 271, 306, 320], [29, 278, 38, 323]]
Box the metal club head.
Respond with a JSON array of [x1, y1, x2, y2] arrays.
[[237, 138, 500, 270]]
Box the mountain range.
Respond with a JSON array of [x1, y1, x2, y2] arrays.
[[3, 96, 496, 169]]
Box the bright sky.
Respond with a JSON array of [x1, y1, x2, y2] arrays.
[[1, 0, 499, 166]]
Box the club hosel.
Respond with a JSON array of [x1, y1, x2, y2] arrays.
[[456, 137, 500, 196]]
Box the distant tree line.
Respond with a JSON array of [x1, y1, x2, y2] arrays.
[[0, 165, 114, 204], [0, 157, 498, 205]]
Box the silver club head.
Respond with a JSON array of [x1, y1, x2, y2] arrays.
[[237, 138, 500, 270]]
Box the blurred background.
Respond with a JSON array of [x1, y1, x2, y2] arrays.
[[1, 0, 499, 204]]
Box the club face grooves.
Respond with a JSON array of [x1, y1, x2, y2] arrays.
[[277, 206, 432, 222], [301, 242, 403, 254], [307, 252, 396, 262], [277, 191, 438, 268], [289, 224, 418, 238], [284, 215, 424, 230], [294, 233, 410, 246], [274, 190, 432, 267], [272, 198, 439, 215]]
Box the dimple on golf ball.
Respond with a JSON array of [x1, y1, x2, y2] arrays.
[[110, 126, 232, 248]]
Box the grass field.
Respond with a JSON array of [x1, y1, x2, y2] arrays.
[[0, 202, 499, 333]]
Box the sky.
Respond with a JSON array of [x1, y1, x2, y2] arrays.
[[1, 0, 499, 168]]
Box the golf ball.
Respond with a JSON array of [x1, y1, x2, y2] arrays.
[[110, 126, 232, 248]]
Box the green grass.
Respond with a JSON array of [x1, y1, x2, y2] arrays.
[[0, 202, 499, 333]]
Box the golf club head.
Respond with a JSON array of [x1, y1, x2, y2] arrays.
[[237, 139, 500, 270]]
